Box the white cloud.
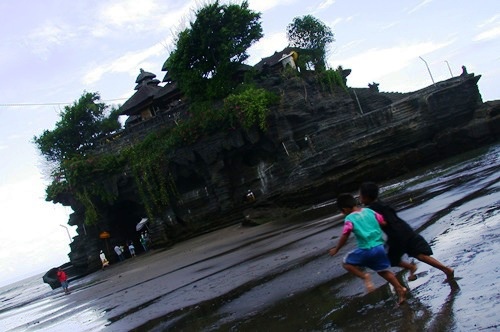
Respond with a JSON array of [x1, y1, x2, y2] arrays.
[[90, 25, 113, 38], [82, 43, 166, 85], [333, 40, 454, 85], [380, 21, 399, 31], [474, 15, 500, 42], [318, 0, 336, 11], [248, 0, 298, 12], [335, 39, 365, 54], [477, 14, 500, 29], [156, 4, 195, 33], [474, 26, 500, 41], [98, 0, 159, 28], [330, 17, 344, 27], [25, 21, 76, 59], [83, 66, 107, 86], [408, 0, 433, 14], [91, 0, 193, 39], [8, 134, 23, 140], [0, 144, 7, 151], [247, 32, 288, 65], [329, 15, 355, 30]]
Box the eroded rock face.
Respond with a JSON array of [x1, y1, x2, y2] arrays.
[[62, 72, 499, 274]]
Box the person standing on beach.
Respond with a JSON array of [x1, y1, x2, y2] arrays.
[[100, 250, 109, 269], [359, 182, 454, 282], [56, 268, 69, 294], [140, 234, 148, 252], [114, 245, 124, 261], [128, 242, 136, 257], [329, 193, 407, 305]]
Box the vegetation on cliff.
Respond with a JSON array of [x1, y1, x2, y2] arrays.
[[128, 85, 279, 220], [33, 92, 123, 209], [287, 15, 335, 71], [36, 84, 279, 224], [33, 92, 121, 166], [34, 1, 339, 226], [164, 0, 263, 101]]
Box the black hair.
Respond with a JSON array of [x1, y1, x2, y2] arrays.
[[336, 193, 357, 210], [359, 182, 379, 201]]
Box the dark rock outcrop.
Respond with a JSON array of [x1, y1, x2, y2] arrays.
[[55, 71, 499, 276]]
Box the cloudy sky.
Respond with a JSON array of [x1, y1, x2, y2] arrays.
[[0, 0, 498, 286]]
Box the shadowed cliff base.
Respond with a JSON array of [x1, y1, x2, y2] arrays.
[[55, 71, 499, 277]]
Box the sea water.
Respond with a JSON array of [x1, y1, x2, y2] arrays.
[[0, 274, 58, 329], [0, 274, 53, 311]]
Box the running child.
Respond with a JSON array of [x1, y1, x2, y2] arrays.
[[329, 193, 407, 304], [359, 182, 454, 282]]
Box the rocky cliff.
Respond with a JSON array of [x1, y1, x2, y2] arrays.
[[56, 71, 499, 275]]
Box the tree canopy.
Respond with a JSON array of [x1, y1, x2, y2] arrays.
[[33, 92, 121, 171], [163, 0, 263, 101], [286, 15, 334, 71]]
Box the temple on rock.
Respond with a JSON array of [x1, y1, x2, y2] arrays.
[[119, 69, 183, 128], [48, 46, 498, 282]]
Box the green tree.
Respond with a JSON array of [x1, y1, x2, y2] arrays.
[[286, 15, 334, 71], [33, 91, 121, 173], [164, 0, 263, 101]]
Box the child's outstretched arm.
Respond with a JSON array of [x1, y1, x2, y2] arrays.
[[329, 232, 350, 256]]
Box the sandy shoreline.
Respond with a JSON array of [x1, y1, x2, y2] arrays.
[[35, 215, 343, 331], [4, 145, 499, 331]]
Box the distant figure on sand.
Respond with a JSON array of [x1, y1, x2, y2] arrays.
[[100, 250, 109, 269], [114, 245, 125, 262], [140, 233, 148, 252], [128, 242, 136, 257], [56, 268, 69, 294], [329, 193, 407, 304], [359, 182, 454, 282], [245, 190, 256, 202]]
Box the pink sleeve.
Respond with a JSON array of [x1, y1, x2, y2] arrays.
[[375, 212, 385, 225], [342, 221, 353, 235]]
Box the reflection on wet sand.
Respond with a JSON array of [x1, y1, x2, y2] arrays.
[[137, 145, 497, 332], [426, 280, 461, 331]]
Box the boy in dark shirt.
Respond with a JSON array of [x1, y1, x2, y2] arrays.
[[329, 193, 407, 304], [359, 182, 454, 282]]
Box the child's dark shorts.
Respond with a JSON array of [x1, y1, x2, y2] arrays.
[[388, 234, 434, 266], [407, 234, 433, 257], [344, 244, 391, 272]]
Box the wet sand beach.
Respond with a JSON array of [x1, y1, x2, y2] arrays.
[[2, 145, 499, 331]]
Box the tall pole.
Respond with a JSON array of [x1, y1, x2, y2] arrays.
[[419, 56, 435, 85], [352, 89, 364, 115], [445, 60, 453, 77], [59, 224, 72, 243]]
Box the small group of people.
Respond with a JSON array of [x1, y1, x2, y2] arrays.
[[329, 182, 455, 305], [97, 232, 152, 271], [113, 241, 137, 262]]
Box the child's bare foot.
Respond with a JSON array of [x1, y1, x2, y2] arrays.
[[397, 287, 407, 305], [408, 262, 418, 281], [363, 273, 375, 292], [444, 267, 455, 282]]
